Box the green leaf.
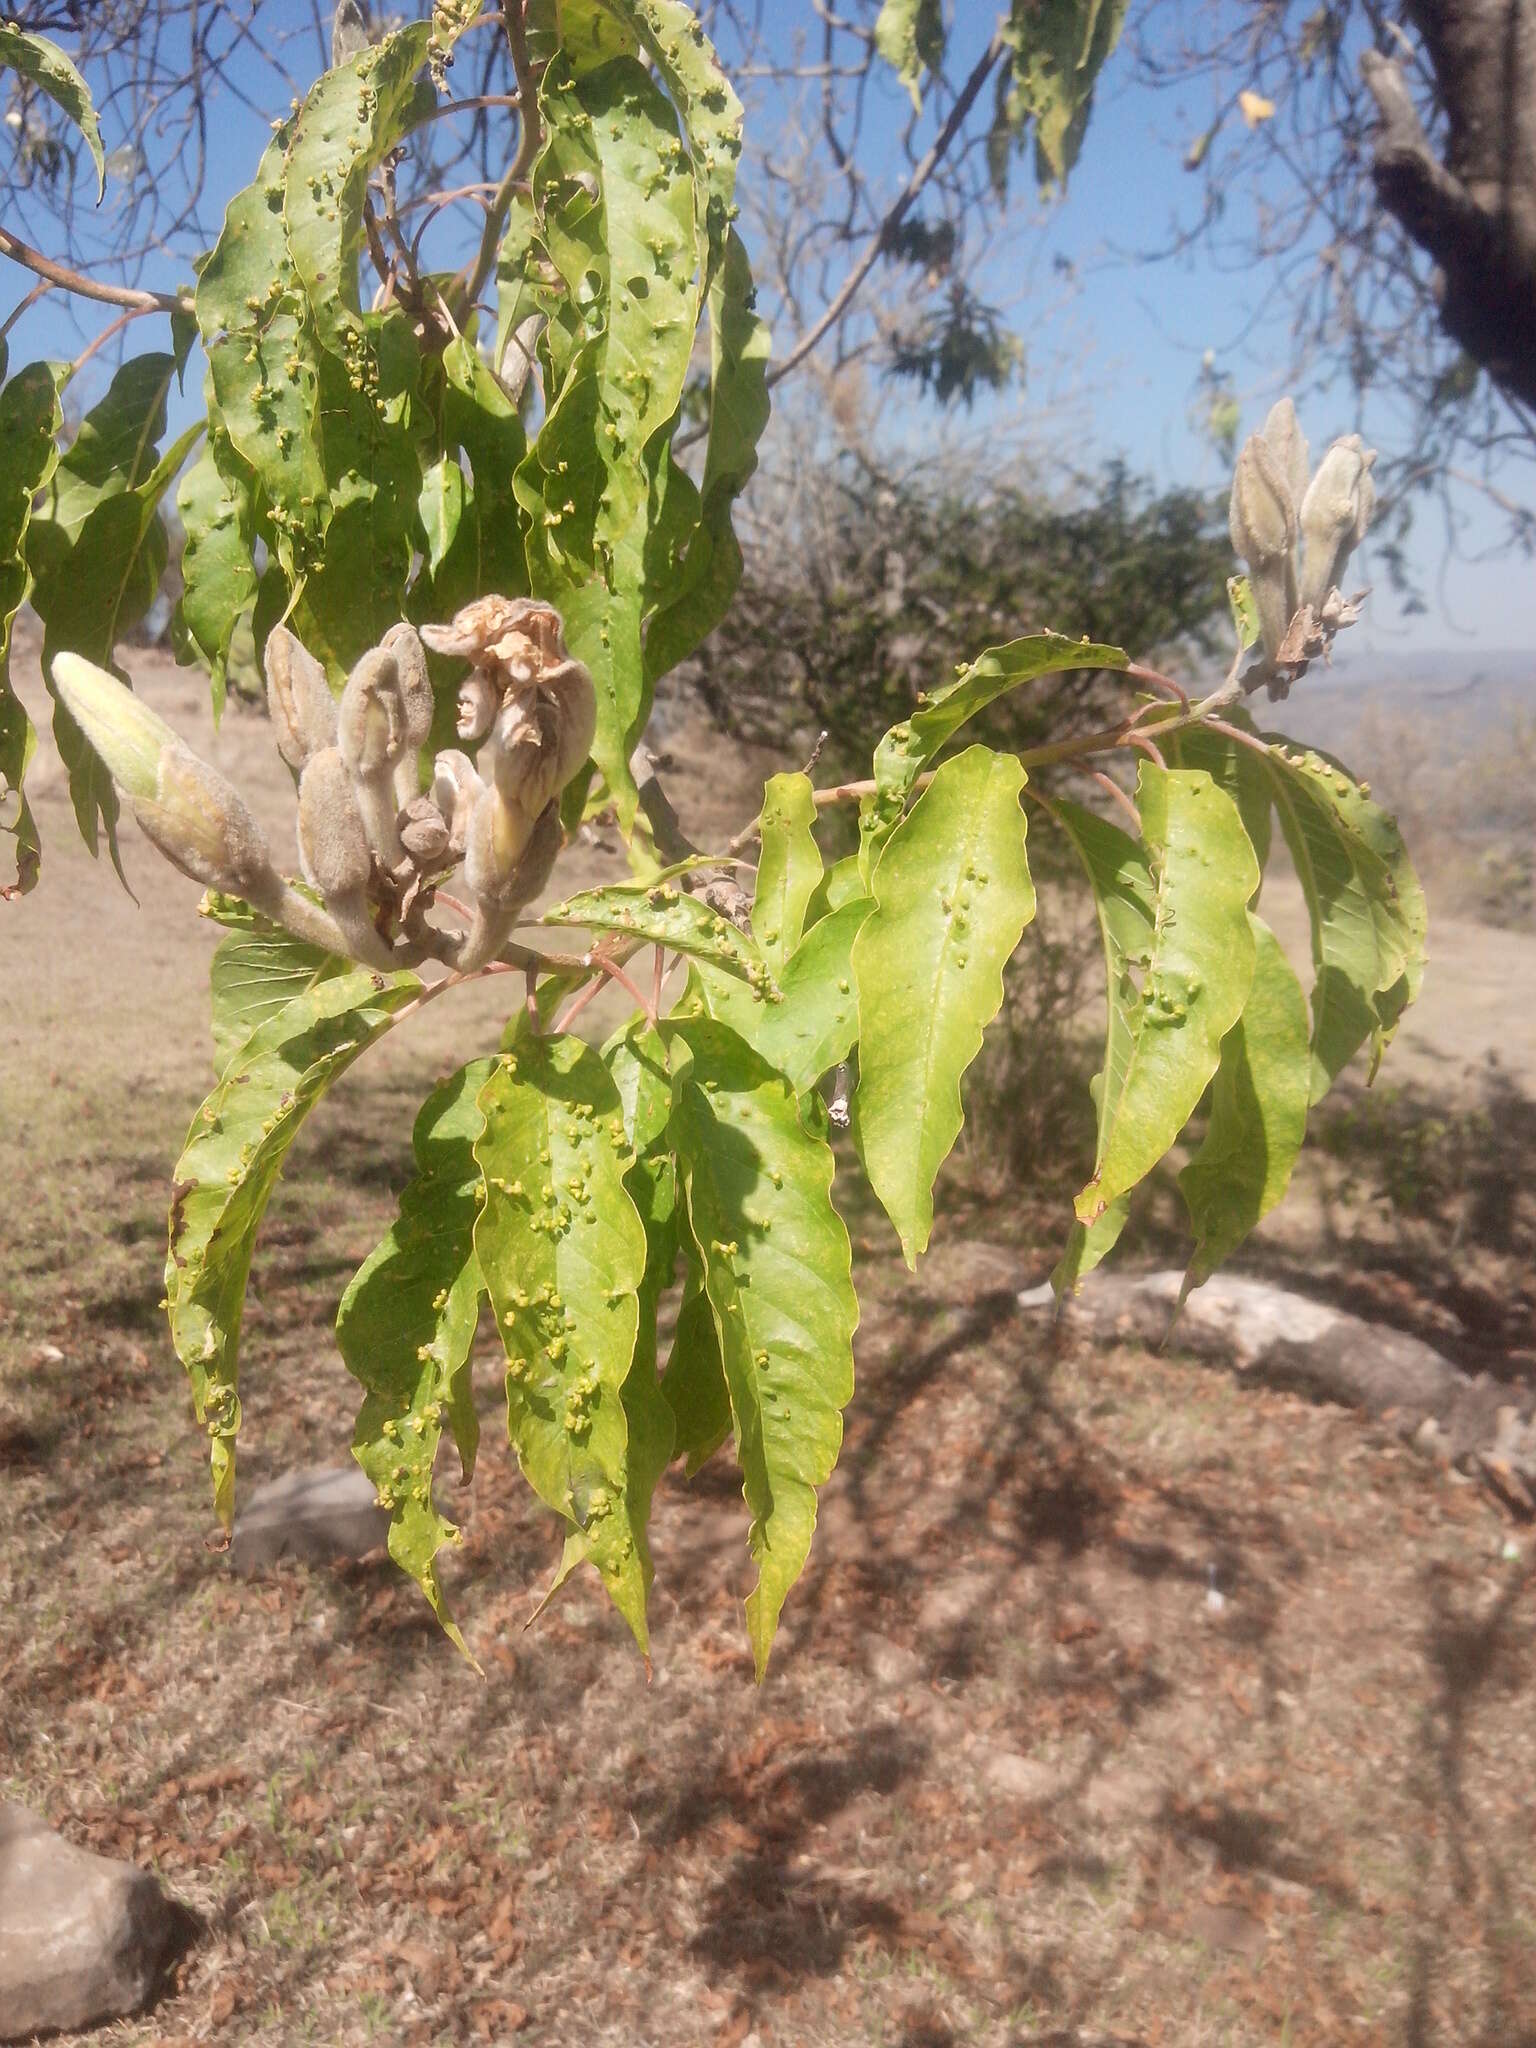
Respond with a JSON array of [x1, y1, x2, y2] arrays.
[[1167, 720, 1272, 871], [208, 915, 348, 1078], [1178, 914, 1309, 1295], [862, 630, 1129, 878], [541, 878, 777, 994], [195, 122, 328, 587], [416, 455, 466, 577], [999, 0, 1129, 192], [803, 852, 867, 929], [692, 898, 872, 1096], [41, 353, 177, 537], [750, 772, 821, 971], [30, 392, 200, 873], [642, 228, 772, 683], [874, 0, 946, 111], [517, 53, 703, 826], [0, 20, 105, 198], [282, 24, 436, 372], [425, 336, 531, 616], [0, 359, 64, 897], [1050, 766, 1259, 1288], [177, 419, 259, 714], [852, 745, 1036, 1267], [661, 1261, 731, 1474], [1227, 573, 1260, 657], [1264, 738, 1427, 1100], [665, 1018, 857, 1678], [473, 1033, 657, 1649], [167, 967, 421, 1528], [337, 1058, 490, 1659]]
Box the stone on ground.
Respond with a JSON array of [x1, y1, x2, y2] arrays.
[[230, 1461, 390, 1574], [0, 1804, 193, 2040]]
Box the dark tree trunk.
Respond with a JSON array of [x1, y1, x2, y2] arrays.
[[1363, 1, 1536, 410]]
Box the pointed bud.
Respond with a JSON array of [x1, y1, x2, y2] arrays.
[[549, 659, 596, 788], [1299, 435, 1376, 611], [1261, 398, 1310, 517], [135, 743, 273, 892], [264, 626, 336, 772], [50, 651, 179, 799], [380, 623, 433, 752], [296, 748, 372, 898], [51, 653, 273, 891], [1229, 431, 1297, 564]]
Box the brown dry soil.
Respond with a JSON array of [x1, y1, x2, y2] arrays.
[[2, 635, 1534, 2048]]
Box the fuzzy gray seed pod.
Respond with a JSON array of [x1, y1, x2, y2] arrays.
[[264, 626, 337, 772], [430, 748, 483, 857], [1229, 432, 1297, 563], [487, 689, 565, 820], [456, 800, 562, 972]]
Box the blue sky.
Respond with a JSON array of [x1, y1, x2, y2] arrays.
[[6, 0, 1532, 653]]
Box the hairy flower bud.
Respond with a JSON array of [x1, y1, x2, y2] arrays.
[[296, 748, 372, 898], [1260, 398, 1310, 516], [50, 650, 179, 798], [550, 658, 597, 789], [51, 653, 273, 892], [1298, 434, 1376, 612], [463, 784, 537, 907], [337, 634, 435, 865], [488, 690, 565, 819], [398, 794, 452, 868], [264, 626, 337, 772], [456, 799, 562, 972], [431, 748, 483, 857], [1229, 432, 1297, 564]]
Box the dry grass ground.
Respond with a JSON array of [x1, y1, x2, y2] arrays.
[[2, 634, 1533, 2048]]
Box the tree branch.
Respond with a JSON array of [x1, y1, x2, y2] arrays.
[[0, 223, 193, 315]]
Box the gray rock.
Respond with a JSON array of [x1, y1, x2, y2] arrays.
[[230, 1461, 390, 1574], [0, 1804, 194, 2039]]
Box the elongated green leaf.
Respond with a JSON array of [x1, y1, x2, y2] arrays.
[[692, 898, 872, 1096], [662, 1262, 731, 1474], [1264, 739, 1426, 1100], [542, 1020, 681, 1624], [416, 456, 465, 577], [0, 360, 64, 897], [473, 1032, 656, 1648], [517, 53, 701, 825], [643, 228, 772, 683], [803, 852, 866, 928], [283, 24, 435, 374], [1168, 720, 1273, 871], [337, 1058, 489, 1657], [573, 0, 743, 285], [1179, 914, 1309, 1294], [209, 916, 347, 1078], [167, 968, 420, 1528], [423, 336, 531, 621], [862, 631, 1129, 878], [665, 1018, 857, 1678], [750, 772, 821, 972], [874, 0, 946, 111], [853, 745, 1036, 1267], [1052, 766, 1259, 1288], [0, 20, 104, 197], [176, 419, 258, 714], [541, 878, 778, 994]]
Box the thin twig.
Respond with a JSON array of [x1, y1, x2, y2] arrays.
[[0, 223, 193, 314], [764, 28, 1006, 391]]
